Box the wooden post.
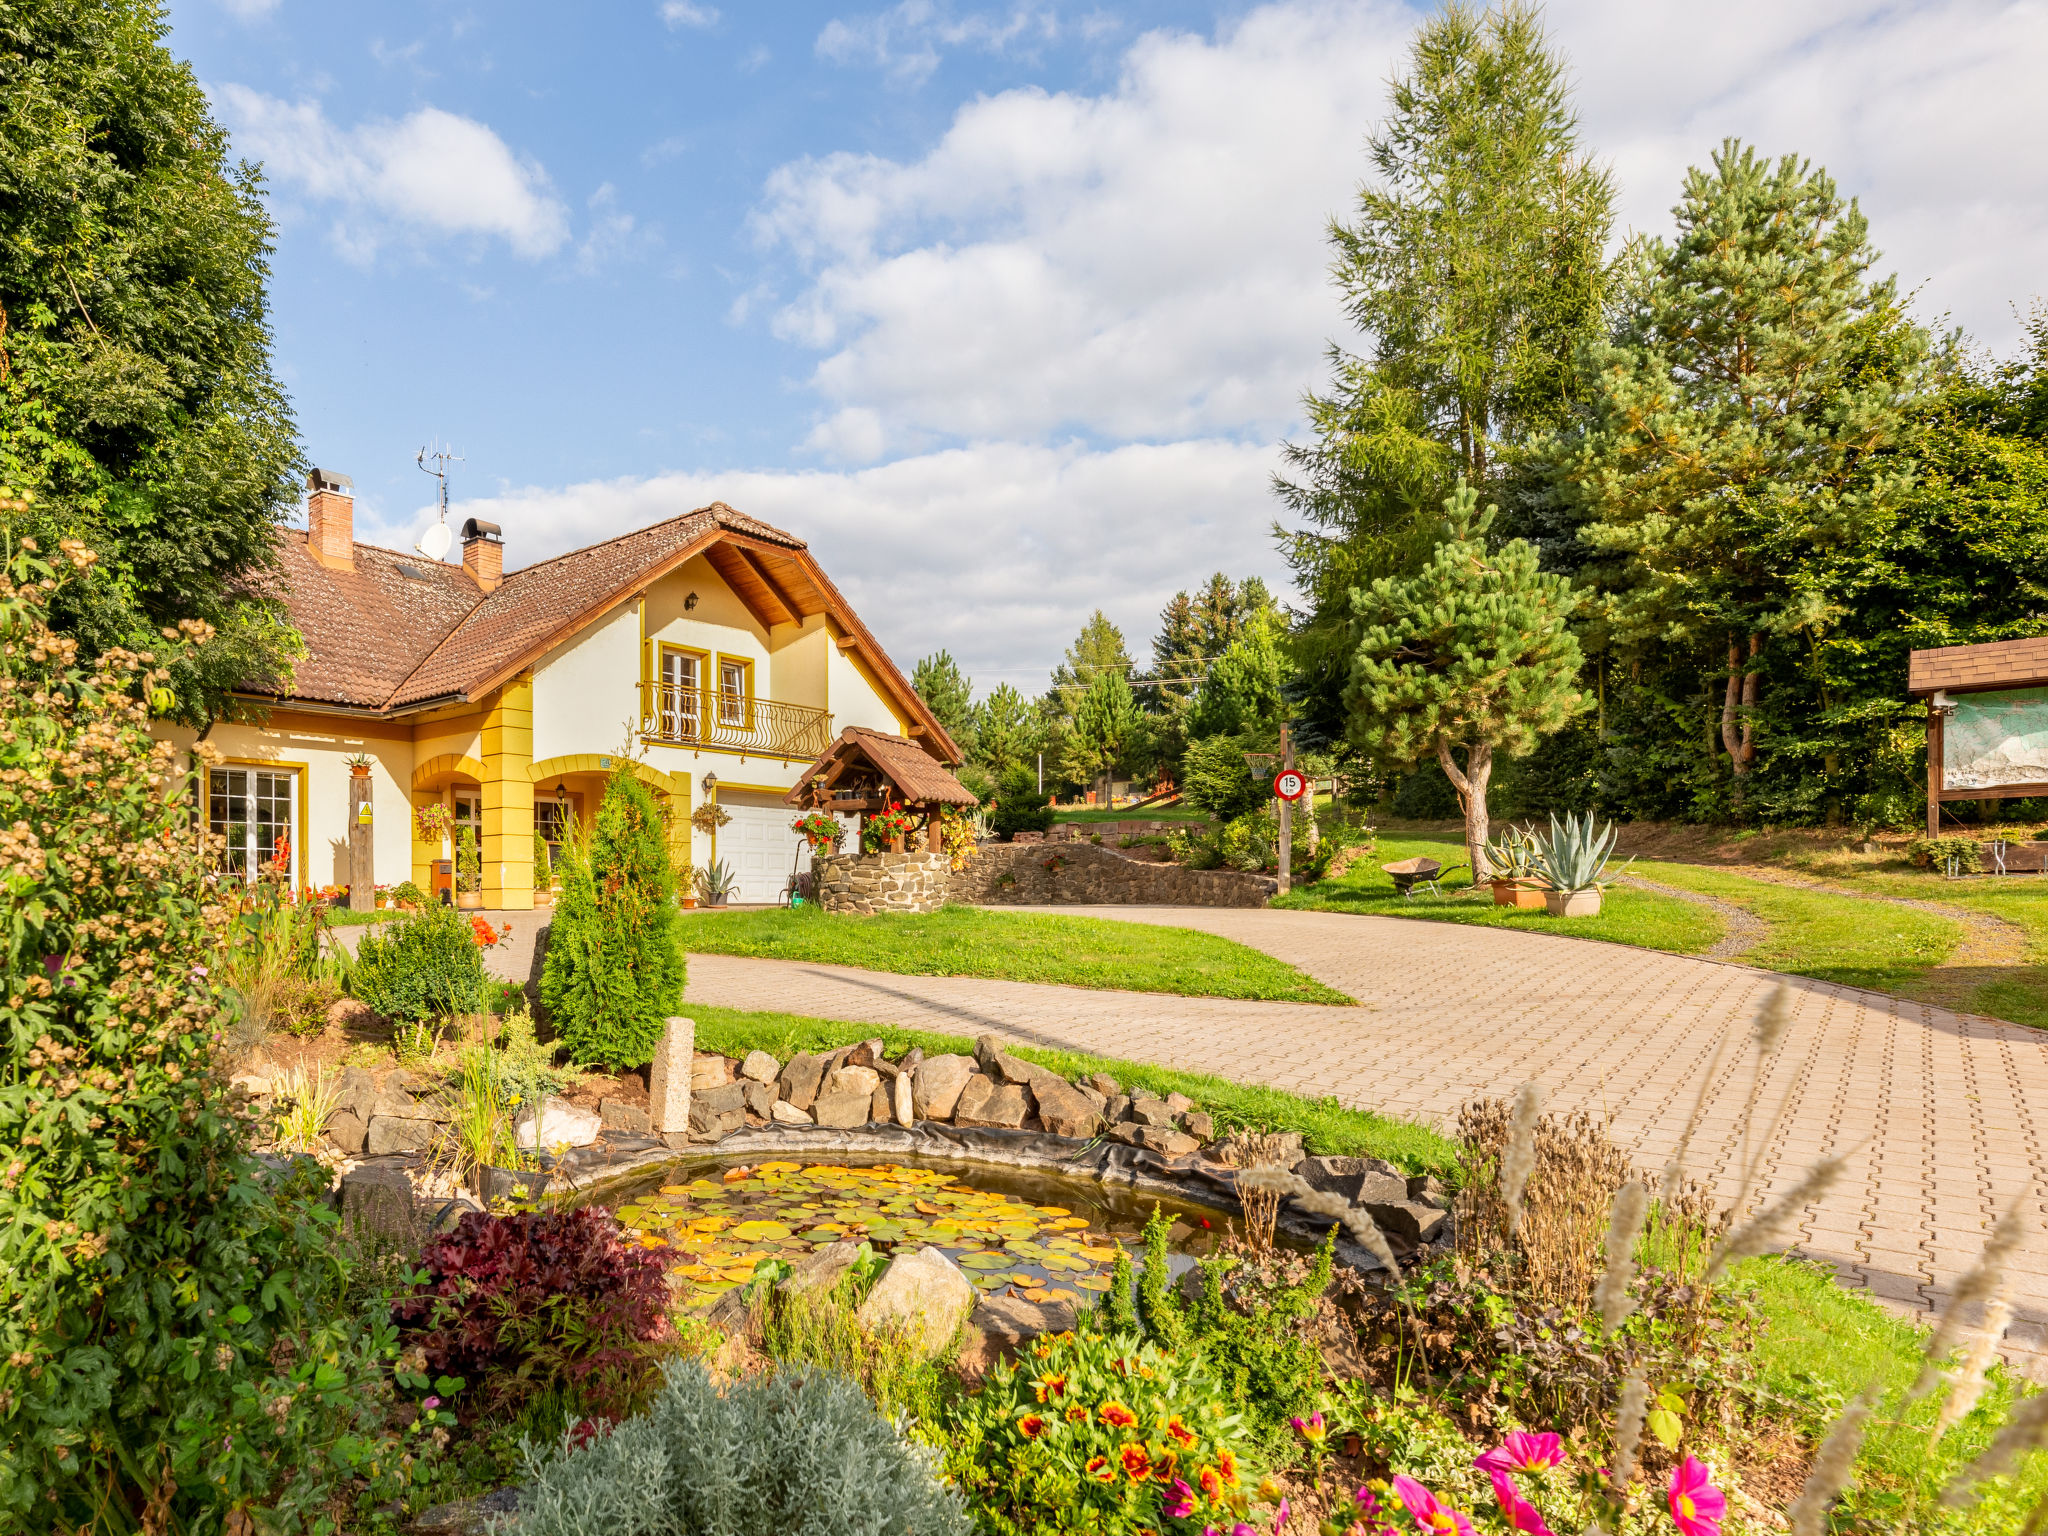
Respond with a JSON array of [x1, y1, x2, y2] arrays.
[[927, 803, 943, 854], [1927, 702, 1944, 837], [1276, 724, 1293, 896], [348, 769, 374, 912]]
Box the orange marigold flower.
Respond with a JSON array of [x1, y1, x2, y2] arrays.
[[1120, 1443, 1153, 1482], [1018, 1414, 1046, 1439], [1033, 1374, 1067, 1402], [1164, 1415, 1198, 1448], [1100, 1401, 1138, 1429], [1086, 1456, 1117, 1483], [1216, 1448, 1239, 1485]]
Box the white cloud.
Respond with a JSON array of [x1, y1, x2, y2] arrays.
[[217, 0, 279, 19], [817, 2, 1061, 85], [576, 184, 656, 274], [359, 440, 1284, 691], [753, 0, 2048, 471], [660, 1, 720, 29], [213, 87, 570, 261]]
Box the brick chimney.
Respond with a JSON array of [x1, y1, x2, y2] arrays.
[[306, 469, 355, 571], [461, 517, 504, 592]]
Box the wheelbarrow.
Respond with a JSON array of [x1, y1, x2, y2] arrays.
[[1381, 856, 1467, 898]]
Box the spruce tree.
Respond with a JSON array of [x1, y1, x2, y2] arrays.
[[974, 682, 1036, 776], [1344, 485, 1585, 876], [540, 766, 685, 1069], [910, 649, 978, 759], [1550, 142, 1928, 787]]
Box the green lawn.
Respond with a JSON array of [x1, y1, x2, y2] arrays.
[[687, 1003, 1459, 1175], [679, 903, 1353, 1005], [1273, 835, 1723, 953], [1052, 803, 1211, 824], [1632, 858, 1962, 994]]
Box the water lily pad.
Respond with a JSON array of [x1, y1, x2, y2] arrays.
[[730, 1220, 794, 1242], [957, 1251, 1011, 1270], [1024, 1287, 1079, 1304], [1074, 1276, 1112, 1292]]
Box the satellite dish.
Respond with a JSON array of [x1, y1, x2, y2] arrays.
[[416, 522, 452, 561]]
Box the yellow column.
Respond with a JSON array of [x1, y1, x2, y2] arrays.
[[481, 676, 535, 910]]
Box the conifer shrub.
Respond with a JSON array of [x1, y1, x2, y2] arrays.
[[540, 765, 686, 1067], [351, 901, 487, 1022], [991, 765, 1055, 839], [511, 1358, 970, 1536], [0, 540, 399, 1528]]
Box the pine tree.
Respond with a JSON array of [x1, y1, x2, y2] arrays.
[[910, 649, 978, 759], [540, 766, 685, 1069], [1345, 485, 1585, 876], [1047, 610, 1133, 719], [1550, 141, 1928, 784], [1066, 670, 1144, 805], [974, 682, 1037, 775]]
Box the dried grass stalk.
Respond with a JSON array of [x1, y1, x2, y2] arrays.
[[1659, 1034, 1729, 1204], [1788, 1377, 1882, 1536], [1609, 1372, 1647, 1494], [1456, 1096, 1637, 1307], [1594, 1180, 1649, 1334], [1500, 1081, 1544, 1235], [1234, 1166, 1399, 1276], [1705, 1152, 1848, 1284], [1935, 1292, 2011, 1441], [1942, 1388, 2048, 1508], [1731, 985, 1795, 1224], [1219, 1131, 1294, 1254], [1911, 1194, 2028, 1400]]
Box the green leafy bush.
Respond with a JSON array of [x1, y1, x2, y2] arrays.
[[541, 765, 686, 1068], [992, 765, 1056, 839], [533, 826, 553, 888], [456, 824, 482, 893], [1906, 833, 1981, 870], [511, 1359, 969, 1536], [0, 544, 402, 1529], [351, 902, 486, 1022], [945, 1324, 1266, 1536], [390, 878, 428, 908]]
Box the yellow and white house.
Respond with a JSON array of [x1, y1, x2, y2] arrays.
[[159, 469, 960, 908]]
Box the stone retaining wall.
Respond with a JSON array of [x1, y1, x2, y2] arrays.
[[952, 840, 1274, 908], [813, 849, 950, 914]]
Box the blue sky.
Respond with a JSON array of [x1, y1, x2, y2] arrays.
[[170, 0, 2048, 694]]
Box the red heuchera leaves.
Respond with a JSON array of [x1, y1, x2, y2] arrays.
[[393, 1207, 669, 1392]]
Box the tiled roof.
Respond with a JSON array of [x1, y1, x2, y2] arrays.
[[1908, 637, 2048, 697], [253, 536, 482, 708], [785, 726, 980, 807], [387, 505, 766, 707]]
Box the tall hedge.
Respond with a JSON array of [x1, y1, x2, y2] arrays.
[[541, 766, 685, 1068]]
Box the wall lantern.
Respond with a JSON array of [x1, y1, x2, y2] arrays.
[[684, 591, 699, 611]]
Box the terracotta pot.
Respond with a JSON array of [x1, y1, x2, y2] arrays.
[[682, 895, 699, 909], [1491, 878, 1547, 910], [1544, 888, 1602, 918], [349, 765, 371, 779], [456, 890, 483, 911]]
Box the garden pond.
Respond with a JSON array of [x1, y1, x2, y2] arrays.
[[596, 1156, 1278, 1311]]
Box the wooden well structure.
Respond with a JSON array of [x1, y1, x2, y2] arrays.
[[785, 725, 979, 852]]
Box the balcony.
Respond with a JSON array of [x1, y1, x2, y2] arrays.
[[637, 680, 833, 762]]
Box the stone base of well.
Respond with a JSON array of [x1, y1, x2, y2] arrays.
[[813, 850, 951, 914]]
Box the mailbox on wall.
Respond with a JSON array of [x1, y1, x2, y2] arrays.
[[432, 858, 453, 902]]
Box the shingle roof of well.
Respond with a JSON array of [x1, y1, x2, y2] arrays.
[[1908, 636, 2048, 697], [785, 726, 981, 807]]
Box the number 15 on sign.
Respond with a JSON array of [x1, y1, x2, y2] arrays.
[[1272, 768, 1308, 802]]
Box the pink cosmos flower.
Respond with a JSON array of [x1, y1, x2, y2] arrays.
[[1480, 1471, 1553, 1536], [1668, 1457, 1725, 1536], [1474, 1432, 1564, 1475], [1391, 1476, 1476, 1536]]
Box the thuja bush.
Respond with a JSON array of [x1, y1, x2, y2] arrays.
[[512, 1358, 970, 1536], [540, 764, 685, 1067], [392, 1207, 670, 1423], [0, 541, 400, 1531], [350, 901, 486, 1022]]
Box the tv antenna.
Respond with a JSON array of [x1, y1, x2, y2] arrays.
[[414, 440, 463, 560]]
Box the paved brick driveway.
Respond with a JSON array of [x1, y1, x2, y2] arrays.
[[683, 904, 2048, 1352]]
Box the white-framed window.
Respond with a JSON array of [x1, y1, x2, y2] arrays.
[[718, 657, 750, 727], [208, 766, 298, 881], [660, 646, 703, 739]]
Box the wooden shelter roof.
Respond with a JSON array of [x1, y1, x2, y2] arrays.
[[785, 726, 980, 808], [1908, 636, 2048, 697]]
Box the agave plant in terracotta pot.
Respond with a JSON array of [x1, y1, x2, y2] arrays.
[[1482, 823, 1546, 909]]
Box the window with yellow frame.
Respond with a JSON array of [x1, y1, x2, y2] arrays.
[[657, 643, 709, 740], [715, 654, 754, 729]]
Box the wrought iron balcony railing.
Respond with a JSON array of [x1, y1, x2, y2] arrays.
[[637, 681, 833, 761]]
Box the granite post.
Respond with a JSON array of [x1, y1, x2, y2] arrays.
[[649, 1015, 695, 1147]]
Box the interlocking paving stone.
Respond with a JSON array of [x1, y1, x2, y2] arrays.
[[681, 903, 2048, 1355]]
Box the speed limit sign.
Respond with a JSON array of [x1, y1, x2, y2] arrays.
[[1272, 768, 1309, 801]]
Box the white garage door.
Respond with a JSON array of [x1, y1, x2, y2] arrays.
[[719, 801, 805, 905]]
